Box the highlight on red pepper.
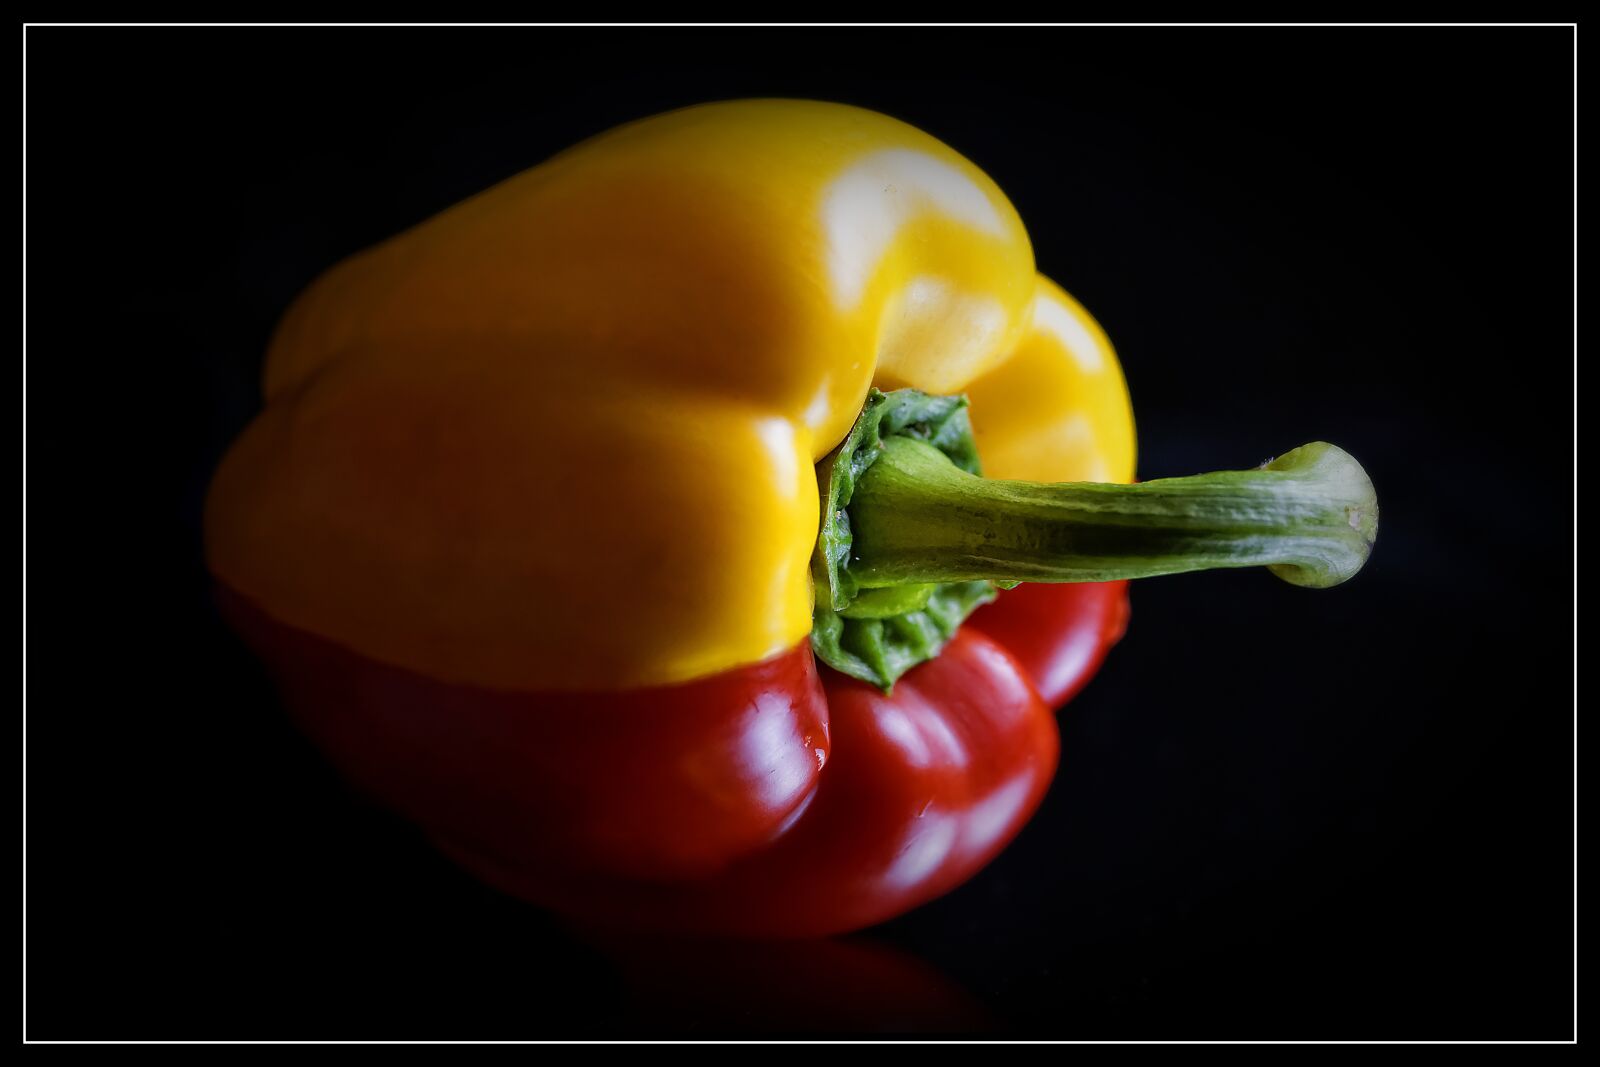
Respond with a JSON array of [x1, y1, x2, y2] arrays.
[[205, 99, 1378, 938]]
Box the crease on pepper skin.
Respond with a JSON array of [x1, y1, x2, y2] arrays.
[[205, 98, 1134, 693]]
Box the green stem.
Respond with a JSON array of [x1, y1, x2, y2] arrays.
[[808, 388, 1378, 691], [847, 437, 1378, 591]]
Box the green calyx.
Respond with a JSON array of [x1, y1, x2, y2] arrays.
[[810, 388, 1379, 693], [810, 389, 1001, 692]]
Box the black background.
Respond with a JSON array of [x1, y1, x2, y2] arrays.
[[25, 27, 1574, 1040]]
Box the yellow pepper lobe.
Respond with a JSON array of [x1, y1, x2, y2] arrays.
[[966, 276, 1137, 486], [205, 99, 1131, 691], [208, 348, 818, 691]]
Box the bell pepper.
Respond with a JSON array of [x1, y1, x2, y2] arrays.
[[206, 100, 1376, 937]]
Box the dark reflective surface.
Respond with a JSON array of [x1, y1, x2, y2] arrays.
[[582, 932, 994, 1036], [25, 27, 1572, 1039]]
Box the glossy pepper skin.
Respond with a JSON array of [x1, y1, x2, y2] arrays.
[[206, 100, 1137, 937]]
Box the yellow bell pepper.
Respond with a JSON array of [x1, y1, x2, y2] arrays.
[[202, 98, 1380, 940], [205, 99, 1138, 691]]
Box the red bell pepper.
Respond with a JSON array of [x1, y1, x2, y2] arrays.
[[218, 580, 1127, 939]]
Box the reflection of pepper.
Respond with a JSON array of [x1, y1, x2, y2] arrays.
[[586, 932, 994, 1034], [208, 100, 1375, 937]]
